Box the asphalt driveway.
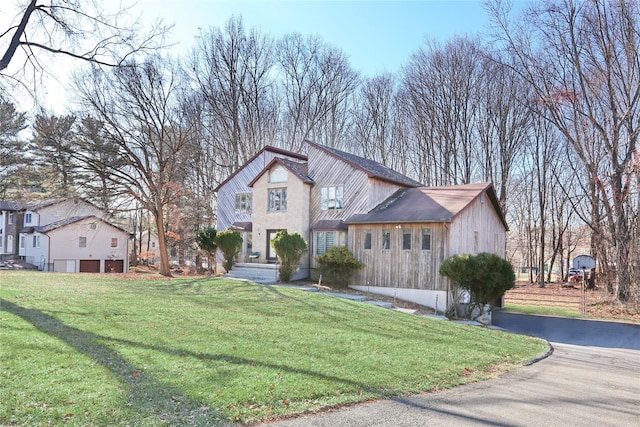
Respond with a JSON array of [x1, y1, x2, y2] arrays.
[[261, 312, 640, 426]]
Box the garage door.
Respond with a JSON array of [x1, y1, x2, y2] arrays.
[[105, 259, 124, 273], [79, 260, 100, 273]]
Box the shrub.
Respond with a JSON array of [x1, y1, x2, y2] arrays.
[[439, 252, 515, 320], [315, 246, 364, 288], [214, 230, 243, 272], [272, 230, 307, 283], [195, 226, 217, 273]]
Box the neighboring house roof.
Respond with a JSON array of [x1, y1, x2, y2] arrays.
[[307, 140, 423, 188], [311, 220, 348, 231], [20, 215, 131, 235], [346, 183, 508, 230], [213, 145, 308, 192], [0, 201, 25, 211], [247, 157, 314, 187]]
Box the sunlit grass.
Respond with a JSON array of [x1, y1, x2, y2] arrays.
[[1, 271, 548, 425], [503, 303, 584, 318]]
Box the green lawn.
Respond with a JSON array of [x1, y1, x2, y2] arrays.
[[503, 303, 584, 318], [0, 271, 548, 426]]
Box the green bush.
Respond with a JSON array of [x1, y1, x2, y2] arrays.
[[315, 246, 364, 288], [439, 252, 515, 319], [272, 230, 307, 283], [214, 230, 243, 272], [195, 226, 217, 273]]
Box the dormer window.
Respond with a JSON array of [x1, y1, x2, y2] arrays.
[[270, 166, 287, 183], [25, 213, 32, 224]]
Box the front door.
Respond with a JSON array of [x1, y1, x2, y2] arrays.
[[266, 229, 283, 262]]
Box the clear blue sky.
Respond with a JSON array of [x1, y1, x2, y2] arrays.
[[141, 0, 508, 76]]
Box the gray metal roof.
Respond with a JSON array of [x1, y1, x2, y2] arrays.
[[311, 220, 348, 231]]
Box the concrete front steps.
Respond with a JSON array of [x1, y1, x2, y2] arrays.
[[225, 263, 280, 284]]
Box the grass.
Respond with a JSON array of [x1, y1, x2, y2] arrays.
[[503, 304, 585, 318], [1, 271, 549, 426]]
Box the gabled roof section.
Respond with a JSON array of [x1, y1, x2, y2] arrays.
[[20, 215, 131, 235], [213, 145, 307, 192], [307, 140, 423, 188], [247, 157, 314, 187], [345, 183, 508, 230]]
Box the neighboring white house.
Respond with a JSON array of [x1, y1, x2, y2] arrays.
[[15, 198, 131, 273]]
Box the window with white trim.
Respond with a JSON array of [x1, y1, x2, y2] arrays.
[[79, 237, 87, 248], [8, 213, 14, 224], [32, 235, 40, 248], [268, 188, 287, 212], [316, 231, 334, 255], [235, 192, 252, 214], [25, 213, 32, 224], [20, 236, 25, 249], [321, 185, 344, 210], [111, 238, 118, 248]]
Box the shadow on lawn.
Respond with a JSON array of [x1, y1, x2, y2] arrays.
[[1, 297, 399, 423], [0, 298, 231, 427]]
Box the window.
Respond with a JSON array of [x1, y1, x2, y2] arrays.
[[338, 231, 347, 247], [421, 228, 432, 251], [151, 242, 156, 248], [316, 231, 335, 255], [79, 237, 87, 248], [403, 230, 412, 250], [32, 235, 40, 248], [268, 188, 287, 212], [8, 213, 14, 224], [111, 238, 118, 248], [25, 213, 32, 224], [382, 229, 391, 250], [270, 166, 287, 183], [20, 236, 25, 249], [364, 230, 372, 250], [235, 192, 252, 214], [321, 185, 344, 210]]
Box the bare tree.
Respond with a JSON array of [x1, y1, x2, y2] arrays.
[[1, 0, 168, 94], [488, 0, 640, 301], [351, 73, 410, 173], [403, 36, 483, 185], [277, 33, 358, 151], [190, 16, 278, 175], [73, 56, 192, 276]]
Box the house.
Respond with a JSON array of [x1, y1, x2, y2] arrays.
[[3, 198, 131, 273], [215, 141, 507, 310], [0, 201, 24, 259], [214, 145, 308, 263]]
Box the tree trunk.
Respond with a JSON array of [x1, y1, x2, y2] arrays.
[[155, 208, 172, 277]]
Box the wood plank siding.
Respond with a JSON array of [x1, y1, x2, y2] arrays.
[[307, 144, 408, 268], [349, 223, 449, 291]]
